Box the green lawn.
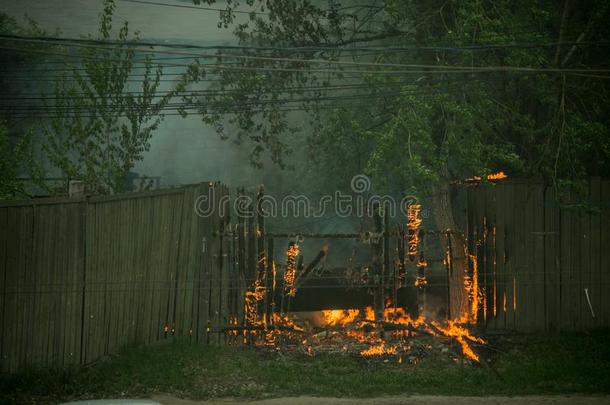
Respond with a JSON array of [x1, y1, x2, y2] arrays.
[[1, 330, 609, 404]]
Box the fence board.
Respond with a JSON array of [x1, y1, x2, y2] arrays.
[[0, 209, 7, 369], [6, 208, 22, 371], [503, 184, 515, 330], [559, 192, 572, 331], [20, 206, 35, 368], [17, 207, 33, 368], [571, 197, 583, 331], [495, 185, 507, 329], [544, 187, 560, 331], [0, 208, 7, 368], [175, 187, 193, 339], [589, 178, 601, 328], [153, 195, 170, 342], [163, 195, 179, 341], [196, 183, 211, 345], [468, 179, 610, 332], [511, 183, 525, 331], [532, 184, 546, 331], [483, 186, 496, 328], [208, 184, 222, 346], [82, 202, 95, 363], [601, 181, 610, 326], [580, 185, 593, 329], [138, 196, 154, 344]]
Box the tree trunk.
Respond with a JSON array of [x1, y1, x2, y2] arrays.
[[430, 180, 469, 321]]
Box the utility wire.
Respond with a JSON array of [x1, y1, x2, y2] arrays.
[[2, 33, 609, 54], [117, 0, 268, 15], [0, 89, 448, 111], [0, 78, 501, 100], [3, 44, 609, 76]]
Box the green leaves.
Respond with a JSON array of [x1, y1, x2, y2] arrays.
[[0, 122, 45, 199], [41, 0, 176, 194], [194, 0, 610, 196]]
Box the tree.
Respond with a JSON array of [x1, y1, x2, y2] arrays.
[[0, 121, 44, 199], [189, 0, 610, 318], [41, 0, 182, 194], [0, 13, 52, 198]]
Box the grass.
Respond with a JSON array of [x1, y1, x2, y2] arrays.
[[1, 330, 610, 404]]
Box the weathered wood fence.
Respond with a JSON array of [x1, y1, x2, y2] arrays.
[[3, 177, 609, 371], [467, 178, 610, 332], [0, 183, 252, 373]]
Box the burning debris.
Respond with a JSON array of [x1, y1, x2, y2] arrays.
[[283, 243, 300, 298], [406, 204, 422, 260], [465, 171, 509, 183], [232, 303, 486, 364], [231, 196, 487, 366]]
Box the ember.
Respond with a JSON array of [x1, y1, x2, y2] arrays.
[[360, 342, 397, 356], [235, 303, 485, 363], [467, 171, 509, 182], [407, 204, 422, 259], [235, 199, 486, 365], [283, 243, 300, 297]]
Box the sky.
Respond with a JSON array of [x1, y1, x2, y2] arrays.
[[0, 0, 235, 43], [1, 0, 276, 189]]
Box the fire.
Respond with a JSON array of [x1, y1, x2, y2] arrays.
[[271, 313, 304, 332], [464, 254, 480, 323], [360, 343, 397, 356], [283, 243, 300, 297], [407, 204, 422, 258], [383, 307, 424, 327], [322, 309, 359, 326], [244, 262, 267, 331], [414, 275, 427, 287], [364, 306, 375, 321], [432, 318, 485, 362], [319, 306, 425, 329], [238, 302, 485, 363], [513, 276, 517, 311], [487, 171, 508, 180], [315, 306, 483, 362], [244, 291, 259, 327], [468, 171, 508, 182], [346, 330, 368, 342]]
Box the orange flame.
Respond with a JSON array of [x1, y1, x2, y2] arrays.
[[360, 342, 397, 356], [414, 276, 428, 287], [487, 171, 508, 180], [432, 318, 485, 362], [407, 204, 422, 258], [464, 254, 480, 324], [322, 309, 360, 326], [468, 171, 508, 182], [283, 244, 300, 297]]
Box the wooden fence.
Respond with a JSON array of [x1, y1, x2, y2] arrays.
[[0, 183, 250, 373], [467, 178, 610, 332]]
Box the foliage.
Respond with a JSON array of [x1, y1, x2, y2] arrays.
[[0, 121, 45, 199], [0, 14, 51, 199], [188, 0, 610, 197], [40, 0, 181, 194]]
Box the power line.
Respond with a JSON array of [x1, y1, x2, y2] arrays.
[[2, 33, 609, 54], [3, 44, 610, 76], [0, 88, 446, 111], [117, 0, 268, 15], [0, 78, 501, 100], [1, 95, 452, 118]]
